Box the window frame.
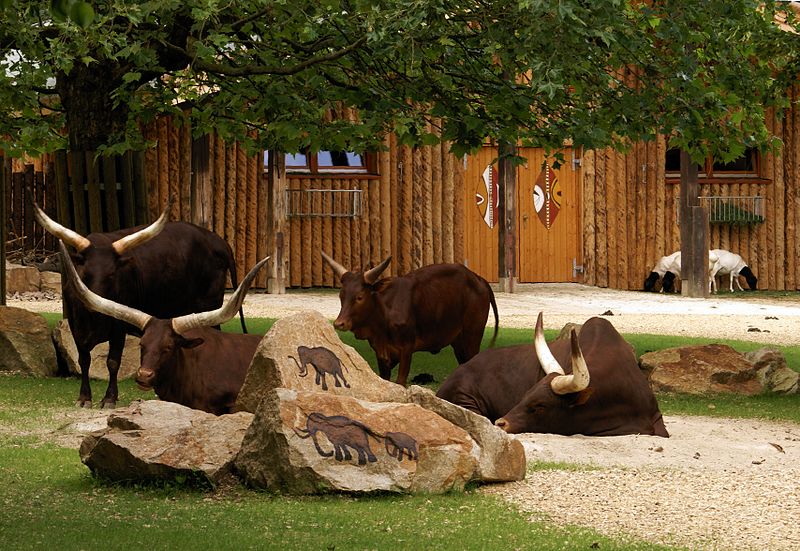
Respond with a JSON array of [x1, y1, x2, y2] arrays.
[[264, 149, 378, 177], [665, 147, 767, 184]]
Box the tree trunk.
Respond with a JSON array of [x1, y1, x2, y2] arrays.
[[56, 63, 128, 151]]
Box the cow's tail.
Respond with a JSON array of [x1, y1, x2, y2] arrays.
[[487, 284, 499, 349], [228, 248, 248, 334]]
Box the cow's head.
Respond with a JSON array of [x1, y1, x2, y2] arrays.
[[643, 272, 660, 292], [740, 266, 758, 290], [33, 200, 169, 301], [494, 313, 594, 434], [59, 240, 267, 390], [321, 251, 391, 332]]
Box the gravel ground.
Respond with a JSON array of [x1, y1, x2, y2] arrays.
[[8, 283, 800, 550]]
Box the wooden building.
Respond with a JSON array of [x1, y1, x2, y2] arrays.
[[4, 98, 800, 292]]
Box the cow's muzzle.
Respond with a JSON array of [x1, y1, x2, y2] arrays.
[[494, 418, 511, 433], [135, 368, 155, 391], [334, 318, 350, 331]]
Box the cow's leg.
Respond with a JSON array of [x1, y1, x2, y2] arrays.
[[377, 356, 394, 381], [76, 347, 93, 408], [100, 331, 125, 409], [395, 351, 413, 387]]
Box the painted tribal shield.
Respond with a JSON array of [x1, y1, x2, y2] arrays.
[[476, 164, 499, 229], [532, 164, 561, 230]]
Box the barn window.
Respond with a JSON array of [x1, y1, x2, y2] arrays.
[[264, 150, 372, 175], [665, 147, 760, 180]]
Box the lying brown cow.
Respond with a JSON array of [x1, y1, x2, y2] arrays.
[[436, 313, 668, 437], [322, 252, 499, 387], [59, 240, 267, 415]]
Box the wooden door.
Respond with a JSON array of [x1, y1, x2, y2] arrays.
[[463, 146, 582, 283], [463, 146, 500, 282], [517, 148, 582, 282]]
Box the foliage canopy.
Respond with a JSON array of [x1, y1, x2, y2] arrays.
[[0, 1, 797, 163]]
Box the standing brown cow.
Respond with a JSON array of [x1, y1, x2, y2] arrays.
[[321, 252, 499, 386]]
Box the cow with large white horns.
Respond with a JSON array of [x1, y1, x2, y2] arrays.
[[59, 240, 268, 415], [33, 197, 244, 409], [321, 252, 499, 387], [437, 312, 668, 437]]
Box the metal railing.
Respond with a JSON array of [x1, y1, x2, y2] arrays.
[[677, 196, 764, 225], [285, 188, 363, 218]]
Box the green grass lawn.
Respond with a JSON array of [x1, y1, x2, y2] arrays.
[[4, 312, 797, 550]]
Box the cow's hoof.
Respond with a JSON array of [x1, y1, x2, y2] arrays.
[[100, 400, 117, 410], [76, 400, 92, 409]]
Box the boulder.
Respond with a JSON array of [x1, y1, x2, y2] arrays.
[[52, 319, 141, 380], [235, 310, 407, 413], [39, 271, 62, 294], [5, 262, 40, 293], [405, 385, 526, 483], [640, 344, 763, 395], [235, 388, 478, 494], [79, 400, 253, 486], [746, 348, 799, 395], [0, 306, 57, 376]]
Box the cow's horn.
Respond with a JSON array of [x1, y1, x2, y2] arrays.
[[172, 256, 270, 335], [550, 328, 591, 395], [321, 251, 348, 279], [111, 206, 170, 255], [534, 312, 564, 375], [364, 256, 392, 284], [32, 201, 91, 252], [58, 240, 152, 330]]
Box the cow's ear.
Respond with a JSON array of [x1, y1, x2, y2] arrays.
[[179, 337, 204, 349], [570, 387, 594, 407]]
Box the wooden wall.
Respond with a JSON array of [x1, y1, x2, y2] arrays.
[[582, 99, 800, 291], [285, 135, 465, 287]]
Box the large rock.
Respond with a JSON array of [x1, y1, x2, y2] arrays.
[[405, 385, 526, 483], [79, 400, 253, 486], [235, 388, 478, 494], [5, 262, 40, 293], [0, 306, 57, 376], [640, 344, 763, 395], [39, 271, 62, 294], [745, 348, 799, 395], [235, 310, 407, 413], [52, 319, 141, 380]]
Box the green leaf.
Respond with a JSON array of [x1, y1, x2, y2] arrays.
[[70, 1, 95, 28]]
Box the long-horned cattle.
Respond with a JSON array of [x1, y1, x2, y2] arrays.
[[436, 313, 669, 437], [34, 200, 245, 408], [321, 252, 499, 387], [709, 249, 758, 292], [59, 240, 267, 415]]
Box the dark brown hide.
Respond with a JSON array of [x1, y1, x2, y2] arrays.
[[61, 222, 240, 408], [329, 259, 498, 386], [437, 317, 668, 437], [135, 320, 261, 415]]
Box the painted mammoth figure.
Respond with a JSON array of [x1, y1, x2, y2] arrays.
[[384, 431, 418, 462], [288, 346, 350, 391], [293, 412, 380, 465]]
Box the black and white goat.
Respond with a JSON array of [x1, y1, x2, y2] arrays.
[[709, 249, 758, 292], [645, 250, 720, 293], [643, 251, 681, 292]]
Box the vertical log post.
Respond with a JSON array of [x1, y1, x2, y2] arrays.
[[497, 140, 517, 292], [267, 151, 287, 293], [679, 149, 708, 297], [0, 156, 7, 305]]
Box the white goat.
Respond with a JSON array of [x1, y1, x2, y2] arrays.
[[709, 249, 758, 292], [643, 251, 681, 292], [645, 250, 720, 293]]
